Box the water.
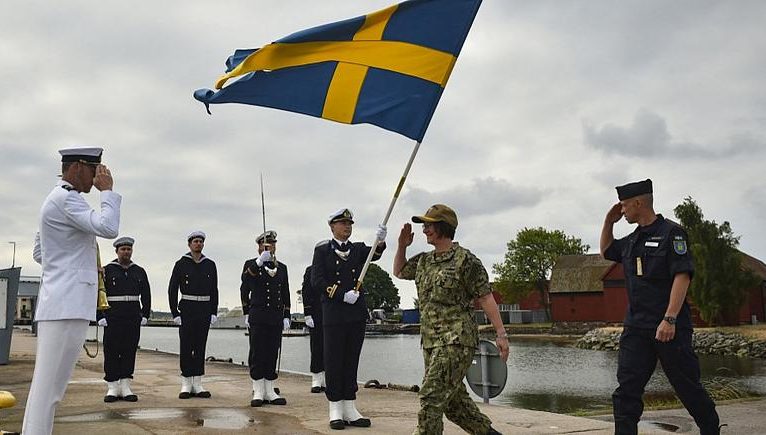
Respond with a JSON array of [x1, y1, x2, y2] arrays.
[[115, 327, 766, 413]]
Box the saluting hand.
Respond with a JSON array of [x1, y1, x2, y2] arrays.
[[605, 203, 623, 224], [398, 223, 414, 247], [93, 164, 114, 191]]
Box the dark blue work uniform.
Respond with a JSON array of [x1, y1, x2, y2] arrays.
[[301, 265, 324, 375], [240, 258, 290, 381], [604, 215, 720, 435], [99, 260, 151, 382], [168, 253, 219, 377], [311, 239, 384, 402]]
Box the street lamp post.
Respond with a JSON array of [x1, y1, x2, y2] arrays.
[[8, 241, 16, 268]]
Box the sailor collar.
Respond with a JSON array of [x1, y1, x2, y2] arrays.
[[183, 252, 208, 263], [109, 259, 134, 269]]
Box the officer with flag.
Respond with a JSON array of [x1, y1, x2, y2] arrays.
[[99, 236, 151, 403], [240, 230, 290, 407], [168, 231, 219, 399], [311, 208, 386, 430]]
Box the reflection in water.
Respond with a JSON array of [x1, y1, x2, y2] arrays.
[[131, 327, 766, 414], [57, 408, 257, 429]]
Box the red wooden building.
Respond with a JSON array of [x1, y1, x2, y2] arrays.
[[549, 253, 766, 326]]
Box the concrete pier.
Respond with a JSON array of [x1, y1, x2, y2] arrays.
[[0, 329, 761, 434]]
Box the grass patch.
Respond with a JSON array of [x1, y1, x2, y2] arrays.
[[566, 375, 760, 416]]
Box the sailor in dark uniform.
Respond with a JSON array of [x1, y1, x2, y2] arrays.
[[600, 179, 721, 435], [311, 208, 386, 430], [168, 230, 219, 399], [98, 236, 151, 402], [301, 265, 325, 393], [240, 230, 291, 407]]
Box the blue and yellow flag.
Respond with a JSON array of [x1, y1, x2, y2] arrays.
[[194, 0, 482, 141]]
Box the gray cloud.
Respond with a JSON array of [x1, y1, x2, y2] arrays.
[[401, 177, 542, 218], [583, 109, 766, 159]]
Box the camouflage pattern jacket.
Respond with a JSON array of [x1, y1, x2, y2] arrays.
[[400, 242, 491, 349]]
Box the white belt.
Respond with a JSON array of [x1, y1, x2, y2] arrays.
[[181, 294, 211, 302], [106, 295, 140, 302]]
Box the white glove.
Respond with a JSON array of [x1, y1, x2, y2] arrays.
[[305, 315, 315, 328], [255, 250, 272, 267], [97, 318, 108, 327], [375, 224, 387, 243], [173, 316, 182, 325], [141, 317, 148, 326], [283, 318, 291, 331], [343, 290, 359, 305], [210, 314, 218, 325], [244, 314, 249, 327]]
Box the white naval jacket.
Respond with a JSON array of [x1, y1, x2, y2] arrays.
[[32, 180, 121, 321]]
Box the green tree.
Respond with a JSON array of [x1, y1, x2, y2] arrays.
[[674, 197, 758, 325], [362, 263, 401, 311], [492, 227, 590, 319]]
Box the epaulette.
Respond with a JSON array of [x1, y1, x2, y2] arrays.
[[315, 239, 330, 248]]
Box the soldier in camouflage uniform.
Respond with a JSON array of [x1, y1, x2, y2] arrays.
[[393, 204, 509, 435]]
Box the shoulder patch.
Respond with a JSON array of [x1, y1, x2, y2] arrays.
[[673, 240, 688, 255]]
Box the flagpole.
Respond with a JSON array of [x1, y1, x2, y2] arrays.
[[355, 140, 422, 292]]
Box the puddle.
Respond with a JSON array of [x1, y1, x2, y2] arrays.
[[638, 420, 680, 432], [57, 408, 259, 429], [68, 378, 106, 385]]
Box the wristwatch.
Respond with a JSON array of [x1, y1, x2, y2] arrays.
[[663, 315, 676, 325]]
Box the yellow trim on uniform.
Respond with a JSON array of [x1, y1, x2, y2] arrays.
[[326, 284, 338, 299]]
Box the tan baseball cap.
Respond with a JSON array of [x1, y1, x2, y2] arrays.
[[412, 204, 458, 229]]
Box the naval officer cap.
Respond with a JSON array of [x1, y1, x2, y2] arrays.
[[59, 147, 103, 164], [256, 230, 277, 244], [328, 208, 354, 224], [616, 179, 653, 201], [412, 204, 459, 229], [113, 236, 135, 248], [187, 230, 206, 242]]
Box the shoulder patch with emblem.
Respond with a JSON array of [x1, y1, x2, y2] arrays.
[[673, 239, 688, 255]]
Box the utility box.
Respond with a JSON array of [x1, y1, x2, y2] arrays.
[[0, 268, 22, 365]]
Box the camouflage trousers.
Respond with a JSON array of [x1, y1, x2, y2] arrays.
[[414, 344, 492, 435]]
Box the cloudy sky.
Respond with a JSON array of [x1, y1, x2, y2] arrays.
[[2, 0, 764, 313]]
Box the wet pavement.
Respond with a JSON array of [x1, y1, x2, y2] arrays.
[[0, 329, 763, 434]]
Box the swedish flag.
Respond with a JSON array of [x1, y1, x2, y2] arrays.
[[194, 0, 482, 141]]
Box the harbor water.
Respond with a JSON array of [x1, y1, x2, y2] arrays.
[[110, 326, 766, 413]]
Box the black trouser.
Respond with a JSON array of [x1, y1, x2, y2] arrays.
[[613, 327, 720, 435], [102, 315, 141, 382], [179, 312, 210, 377], [309, 319, 324, 374], [248, 322, 281, 380], [323, 321, 365, 401]]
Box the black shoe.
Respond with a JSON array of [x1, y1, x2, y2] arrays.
[[330, 420, 346, 430], [346, 418, 371, 428], [250, 399, 264, 407], [104, 395, 119, 403], [311, 386, 323, 393], [268, 397, 287, 405], [196, 391, 211, 398], [122, 394, 138, 402], [179, 391, 192, 399]]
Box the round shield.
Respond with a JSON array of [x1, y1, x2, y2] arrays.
[[465, 339, 507, 399]]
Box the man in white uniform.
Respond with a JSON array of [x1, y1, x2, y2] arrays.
[[24, 147, 121, 434]]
